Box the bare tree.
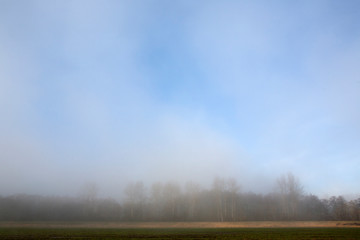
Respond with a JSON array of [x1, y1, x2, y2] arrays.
[[328, 196, 348, 220], [149, 182, 164, 220], [124, 181, 146, 220], [79, 182, 99, 217], [79, 182, 99, 203], [227, 178, 240, 221], [185, 181, 201, 220], [212, 177, 225, 221], [163, 181, 182, 220], [276, 173, 303, 219], [348, 198, 360, 220]]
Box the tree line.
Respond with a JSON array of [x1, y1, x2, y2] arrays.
[[1, 173, 359, 221]]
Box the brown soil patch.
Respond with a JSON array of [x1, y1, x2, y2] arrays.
[[1, 221, 360, 228]]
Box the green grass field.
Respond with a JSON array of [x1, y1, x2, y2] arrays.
[[1, 228, 360, 240]]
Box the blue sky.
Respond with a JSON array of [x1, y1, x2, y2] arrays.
[[0, 0, 359, 198]]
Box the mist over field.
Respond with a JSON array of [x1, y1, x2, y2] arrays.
[[0, 0, 359, 203]]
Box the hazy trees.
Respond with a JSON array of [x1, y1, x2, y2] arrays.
[[212, 177, 226, 221], [184, 181, 201, 221], [227, 178, 241, 221], [327, 196, 349, 220], [299, 194, 329, 220], [348, 198, 360, 220], [79, 182, 99, 202], [1, 174, 359, 222], [276, 173, 304, 220], [79, 182, 99, 218], [319, 196, 360, 221], [211, 177, 242, 221], [124, 181, 146, 220], [149, 182, 164, 220], [163, 181, 182, 220], [0, 194, 122, 221]]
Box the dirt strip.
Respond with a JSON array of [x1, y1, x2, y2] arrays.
[[1, 221, 360, 228]]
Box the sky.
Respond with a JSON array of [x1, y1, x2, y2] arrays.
[[0, 0, 359, 199]]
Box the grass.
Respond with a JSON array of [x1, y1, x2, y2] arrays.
[[1, 227, 360, 239]]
